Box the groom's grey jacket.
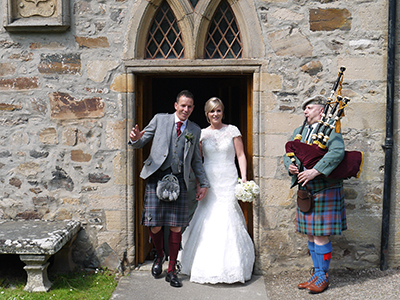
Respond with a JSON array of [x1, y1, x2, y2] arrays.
[[130, 113, 209, 190]]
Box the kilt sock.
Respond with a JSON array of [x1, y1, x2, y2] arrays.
[[308, 241, 318, 282], [168, 230, 182, 273], [149, 228, 164, 258], [315, 242, 332, 282]]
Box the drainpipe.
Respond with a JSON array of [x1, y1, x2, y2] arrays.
[[380, 0, 396, 271]]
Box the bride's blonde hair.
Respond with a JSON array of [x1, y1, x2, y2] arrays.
[[204, 97, 225, 123]]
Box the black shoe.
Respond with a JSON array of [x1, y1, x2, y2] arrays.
[[165, 270, 182, 288], [151, 254, 165, 278]]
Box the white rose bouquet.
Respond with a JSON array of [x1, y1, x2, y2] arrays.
[[234, 178, 260, 202]]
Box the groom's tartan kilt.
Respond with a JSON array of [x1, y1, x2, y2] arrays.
[[141, 168, 188, 227], [296, 177, 347, 236]]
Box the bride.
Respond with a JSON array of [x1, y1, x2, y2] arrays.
[[179, 97, 255, 284]]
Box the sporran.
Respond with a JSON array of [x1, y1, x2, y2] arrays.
[[156, 174, 180, 202], [297, 188, 314, 213]]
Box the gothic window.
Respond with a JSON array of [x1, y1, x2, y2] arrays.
[[205, 0, 243, 59], [145, 1, 184, 59], [189, 0, 199, 8]]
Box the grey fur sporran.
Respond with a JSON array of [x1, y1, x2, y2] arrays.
[[156, 174, 180, 202]]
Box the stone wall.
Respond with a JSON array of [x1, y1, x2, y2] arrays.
[[254, 0, 392, 274], [0, 0, 399, 274], [0, 0, 132, 267]]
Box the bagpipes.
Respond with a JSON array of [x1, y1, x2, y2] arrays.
[[285, 67, 364, 180]]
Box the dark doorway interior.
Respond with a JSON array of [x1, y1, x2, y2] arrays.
[[151, 76, 248, 130]]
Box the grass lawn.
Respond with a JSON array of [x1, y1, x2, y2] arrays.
[[0, 255, 119, 300]]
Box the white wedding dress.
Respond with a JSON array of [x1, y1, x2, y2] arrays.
[[179, 125, 255, 284]]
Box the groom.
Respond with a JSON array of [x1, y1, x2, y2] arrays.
[[129, 90, 209, 288]]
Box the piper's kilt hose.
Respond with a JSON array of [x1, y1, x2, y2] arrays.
[[141, 168, 188, 227], [297, 177, 347, 236]]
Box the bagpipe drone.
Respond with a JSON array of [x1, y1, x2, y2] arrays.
[[285, 67, 364, 179]]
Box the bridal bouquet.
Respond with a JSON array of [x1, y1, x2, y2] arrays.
[[235, 179, 260, 202]]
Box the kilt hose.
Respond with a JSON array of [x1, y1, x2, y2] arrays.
[[297, 177, 347, 236], [141, 168, 189, 228]]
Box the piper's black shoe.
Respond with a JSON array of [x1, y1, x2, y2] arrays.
[[151, 254, 165, 278], [165, 270, 182, 288]]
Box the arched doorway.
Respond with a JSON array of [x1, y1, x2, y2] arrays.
[[123, 0, 265, 265]]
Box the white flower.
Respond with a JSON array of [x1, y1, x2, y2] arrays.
[[235, 179, 260, 202]]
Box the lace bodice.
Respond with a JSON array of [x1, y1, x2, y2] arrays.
[[201, 125, 241, 165]]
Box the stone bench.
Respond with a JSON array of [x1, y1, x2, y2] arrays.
[[0, 219, 81, 292]]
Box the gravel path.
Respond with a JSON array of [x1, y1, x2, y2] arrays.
[[264, 267, 400, 300]]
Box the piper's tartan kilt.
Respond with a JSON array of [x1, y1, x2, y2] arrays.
[[141, 169, 188, 228], [297, 177, 347, 236]]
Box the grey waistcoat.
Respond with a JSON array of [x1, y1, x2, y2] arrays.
[[161, 128, 186, 174]]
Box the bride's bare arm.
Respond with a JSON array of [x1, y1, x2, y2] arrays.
[[233, 136, 247, 182]]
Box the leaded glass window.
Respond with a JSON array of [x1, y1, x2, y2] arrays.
[[189, 0, 199, 8], [205, 0, 242, 59], [145, 1, 184, 59]]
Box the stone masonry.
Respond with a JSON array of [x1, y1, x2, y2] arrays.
[[0, 0, 399, 275]]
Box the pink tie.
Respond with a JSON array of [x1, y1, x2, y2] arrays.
[[177, 121, 183, 136]]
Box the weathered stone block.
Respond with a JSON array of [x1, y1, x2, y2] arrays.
[[0, 77, 39, 90], [9, 177, 22, 188], [301, 61, 323, 76], [62, 128, 78, 146], [49, 92, 105, 119], [8, 52, 33, 61], [0, 62, 16, 76], [106, 121, 125, 150], [71, 150, 92, 162], [344, 103, 386, 130], [39, 128, 57, 145], [338, 57, 385, 81], [110, 73, 134, 93], [105, 210, 126, 231], [75, 37, 110, 48], [60, 198, 80, 205], [30, 42, 64, 49], [113, 152, 127, 185], [270, 8, 303, 22], [15, 162, 41, 177], [260, 73, 283, 92], [259, 178, 293, 207], [87, 60, 119, 82], [48, 167, 74, 191], [30, 150, 49, 159], [264, 134, 289, 157], [38, 54, 80, 74], [88, 194, 126, 211], [358, 4, 386, 31], [88, 173, 111, 183], [260, 91, 277, 112], [268, 28, 312, 57], [261, 112, 304, 134], [309, 8, 351, 31]]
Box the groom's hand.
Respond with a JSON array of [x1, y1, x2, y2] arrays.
[[196, 187, 208, 201], [129, 124, 144, 142]]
